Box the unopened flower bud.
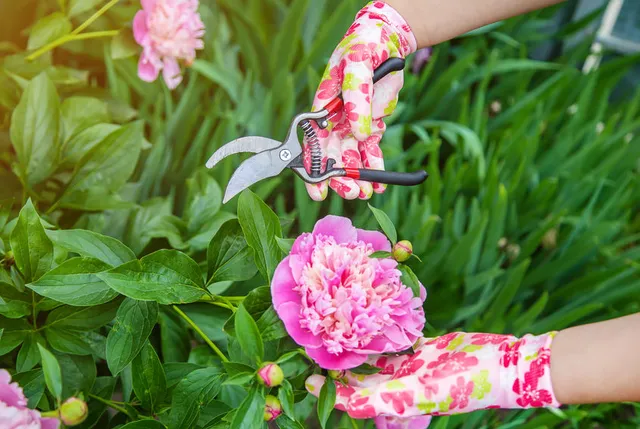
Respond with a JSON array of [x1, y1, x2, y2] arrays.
[[392, 240, 413, 262], [327, 370, 345, 380], [497, 237, 508, 250], [263, 395, 282, 421], [2, 250, 14, 268], [60, 397, 88, 426], [506, 244, 521, 261], [541, 228, 557, 250], [257, 362, 284, 387], [490, 101, 502, 114]]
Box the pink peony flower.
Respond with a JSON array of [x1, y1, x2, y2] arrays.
[[0, 370, 59, 429], [375, 415, 432, 429], [133, 0, 205, 89], [272, 215, 426, 370]]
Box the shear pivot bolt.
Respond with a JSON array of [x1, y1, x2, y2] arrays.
[[279, 149, 292, 161]]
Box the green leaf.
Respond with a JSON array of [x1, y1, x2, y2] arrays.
[[98, 249, 206, 305], [349, 363, 383, 375], [487, 259, 530, 331], [278, 379, 295, 417], [57, 353, 96, 398], [159, 310, 191, 363], [75, 377, 116, 429], [0, 283, 31, 318], [45, 328, 105, 356], [164, 363, 203, 388], [68, 0, 103, 17], [132, 341, 166, 412], [234, 303, 264, 366], [10, 72, 61, 185], [10, 199, 53, 282], [0, 317, 31, 355], [61, 96, 110, 141], [223, 286, 271, 337], [222, 362, 256, 377], [255, 306, 288, 342], [37, 344, 62, 400], [27, 12, 71, 50], [110, 31, 139, 59], [397, 264, 423, 298], [237, 190, 283, 282], [119, 421, 166, 429], [27, 257, 118, 306], [275, 237, 294, 254], [46, 228, 135, 268], [207, 219, 258, 283], [317, 377, 336, 429], [184, 170, 222, 237], [12, 370, 45, 408], [182, 303, 231, 343], [369, 251, 392, 259], [368, 203, 398, 244], [222, 372, 255, 386], [106, 298, 158, 375], [229, 385, 265, 429], [62, 123, 119, 165], [44, 300, 120, 331], [168, 367, 225, 429], [16, 333, 45, 372], [277, 415, 305, 429]]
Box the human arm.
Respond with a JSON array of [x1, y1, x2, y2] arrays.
[[385, 0, 567, 48]]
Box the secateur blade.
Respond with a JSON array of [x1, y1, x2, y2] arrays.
[[205, 136, 283, 169]]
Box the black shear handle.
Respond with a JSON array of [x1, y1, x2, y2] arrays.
[[344, 168, 428, 186], [323, 58, 405, 116]]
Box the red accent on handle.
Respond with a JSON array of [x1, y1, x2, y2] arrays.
[[325, 97, 343, 115], [344, 168, 361, 179]]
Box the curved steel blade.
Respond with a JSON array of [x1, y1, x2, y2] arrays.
[[205, 136, 283, 169], [222, 149, 290, 203]]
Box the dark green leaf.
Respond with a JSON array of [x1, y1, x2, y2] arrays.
[[317, 377, 336, 429], [275, 351, 300, 365], [46, 229, 135, 267], [159, 309, 191, 363], [44, 300, 120, 331], [27, 12, 71, 50], [275, 237, 294, 254], [368, 203, 398, 244], [75, 377, 116, 429], [16, 333, 44, 372], [37, 344, 62, 400], [397, 264, 423, 298], [237, 190, 283, 282], [277, 415, 305, 429], [106, 298, 158, 375], [57, 353, 96, 398], [0, 317, 31, 355], [223, 286, 271, 337], [0, 283, 31, 318], [234, 303, 264, 366], [255, 306, 287, 342], [12, 369, 45, 408], [119, 421, 167, 429], [278, 379, 295, 418], [45, 328, 105, 356], [349, 363, 383, 375], [207, 219, 258, 283], [27, 257, 117, 306], [229, 385, 265, 429], [132, 341, 166, 412], [168, 367, 225, 429], [369, 251, 392, 259], [182, 303, 231, 343], [9, 72, 60, 185], [98, 250, 206, 304], [222, 362, 256, 377], [10, 199, 53, 282], [222, 372, 254, 386], [164, 363, 203, 388]]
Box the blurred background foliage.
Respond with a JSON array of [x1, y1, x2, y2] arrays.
[[0, 0, 639, 427]]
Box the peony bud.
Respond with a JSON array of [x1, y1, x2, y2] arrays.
[[2, 250, 14, 268], [327, 370, 345, 380], [541, 228, 557, 250], [257, 362, 284, 387], [60, 397, 88, 426], [263, 395, 282, 421], [506, 244, 521, 262], [392, 240, 413, 262]]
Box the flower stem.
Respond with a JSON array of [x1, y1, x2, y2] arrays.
[[72, 0, 121, 35], [172, 305, 229, 362], [26, 30, 119, 61], [87, 394, 130, 417]]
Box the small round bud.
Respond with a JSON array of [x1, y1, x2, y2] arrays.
[[257, 362, 284, 388], [506, 244, 521, 262], [392, 240, 413, 262], [497, 237, 508, 250], [327, 370, 345, 380], [541, 228, 557, 250], [490, 101, 502, 114], [263, 395, 282, 421], [60, 397, 88, 426]]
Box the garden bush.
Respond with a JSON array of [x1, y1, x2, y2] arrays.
[[0, 0, 639, 428]]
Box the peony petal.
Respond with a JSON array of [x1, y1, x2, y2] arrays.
[[132, 11, 148, 45], [288, 254, 307, 284], [357, 229, 391, 252], [41, 417, 61, 429], [356, 336, 394, 354], [312, 215, 357, 243], [384, 324, 411, 347], [162, 57, 183, 90], [138, 52, 159, 82], [141, 0, 156, 11], [276, 302, 322, 348], [306, 346, 367, 370], [272, 257, 300, 310], [0, 370, 27, 408]]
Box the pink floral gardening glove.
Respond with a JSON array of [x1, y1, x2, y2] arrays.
[[305, 1, 417, 201], [305, 331, 561, 428]]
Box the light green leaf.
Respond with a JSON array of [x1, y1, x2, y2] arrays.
[[37, 344, 62, 400], [275, 237, 294, 254], [68, 0, 103, 17], [237, 190, 283, 283], [62, 123, 119, 165], [234, 303, 264, 366], [45, 328, 105, 356], [222, 372, 254, 386], [27, 12, 71, 50], [132, 341, 166, 412], [16, 333, 45, 372], [207, 219, 257, 283], [0, 283, 31, 319], [106, 298, 158, 375], [27, 257, 117, 306], [61, 96, 110, 141], [12, 370, 45, 408], [98, 250, 206, 305], [168, 367, 225, 429], [318, 377, 336, 429], [10, 199, 53, 283], [370, 251, 392, 259], [255, 307, 287, 342], [229, 385, 265, 429], [397, 264, 423, 298], [46, 229, 135, 267], [278, 379, 295, 418], [368, 203, 398, 244], [110, 31, 139, 59], [184, 170, 222, 237]]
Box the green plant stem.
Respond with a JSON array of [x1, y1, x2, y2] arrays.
[[27, 30, 119, 61], [72, 0, 120, 35], [207, 301, 235, 311], [88, 393, 131, 417], [172, 305, 229, 362]]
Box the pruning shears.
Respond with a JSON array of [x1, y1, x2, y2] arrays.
[[205, 57, 428, 204]]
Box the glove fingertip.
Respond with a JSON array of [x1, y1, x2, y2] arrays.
[[305, 374, 326, 396]]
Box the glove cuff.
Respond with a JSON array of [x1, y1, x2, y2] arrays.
[[500, 331, 562, 409], [357, 1, 418, 56]]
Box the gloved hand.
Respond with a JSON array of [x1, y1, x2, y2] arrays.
[[305, 331, 561, 428], [304, 1, 417, 201]]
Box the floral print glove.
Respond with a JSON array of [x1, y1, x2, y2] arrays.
[[305, 332, 561, 428], [305, 1, 417, 201]]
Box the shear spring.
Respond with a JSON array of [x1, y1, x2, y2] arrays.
[[300, 120, 322, 176]]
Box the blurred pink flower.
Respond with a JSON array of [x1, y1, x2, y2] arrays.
[[133, 0, 205, 89], [0, 369, 59, 429], [375, 415, 432, 429], [272, 215, 426, 370]]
